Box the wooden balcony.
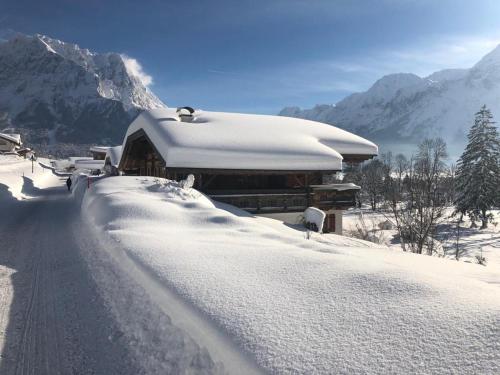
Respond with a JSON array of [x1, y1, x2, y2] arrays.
[[207, 189, 309, 213], [207, 187, 357, 214]]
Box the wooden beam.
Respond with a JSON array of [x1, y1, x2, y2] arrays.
[[201, 174, 217, 189], [342, 154, 377, 163], [162, 167, 340, 175]]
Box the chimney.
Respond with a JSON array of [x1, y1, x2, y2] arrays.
[[176, 107, 195, 122]]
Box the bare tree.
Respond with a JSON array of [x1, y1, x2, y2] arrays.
[[386, 139, 449, 255], [454, 213, 462, 260], [360, 159, 387, 211], [384, 153, 409, 251]]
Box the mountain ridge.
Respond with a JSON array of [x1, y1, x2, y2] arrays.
[[0, 33, 166, 156], [280, 44, 500, 156]]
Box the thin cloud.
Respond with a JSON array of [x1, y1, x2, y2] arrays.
[[121, 54, 153, 87], [207, 69, 229, 74], [387, 35, 500, 75], [326, 34, 500, 80], [207, 69, 242, 76], [162, 32, 500, 112]]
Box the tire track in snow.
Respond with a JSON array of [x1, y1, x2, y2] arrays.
[[0, 184, 141, 374]]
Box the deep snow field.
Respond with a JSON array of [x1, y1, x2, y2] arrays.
[[1, 155, 499, 374], [343, 208, 500, 270], [76, 174, 499, 374]]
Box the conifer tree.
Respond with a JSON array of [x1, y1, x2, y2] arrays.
[[455, 105, 500, 229]]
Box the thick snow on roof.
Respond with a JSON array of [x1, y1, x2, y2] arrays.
[[105, 146, 122, 167], [89, 146, 110, 154], [63, 156, 92, 168], [68, 156, 92, 163], [0, 133, 21, 145], [74, 159, 105, 170], [78, 176, 500, 374], [311, 182, 361, 191], [123, 108, 378, 171]]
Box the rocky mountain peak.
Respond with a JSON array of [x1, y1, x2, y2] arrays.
[[0, 33, 166, 155]]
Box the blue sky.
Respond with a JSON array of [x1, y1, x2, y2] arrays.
[[3, 0, 500, 113]]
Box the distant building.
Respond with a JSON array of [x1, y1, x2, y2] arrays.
[[90, 146, 110, 160], [74, 159, 105, 174], [118, 108, 378, 234], [0, 133, 22, 153]]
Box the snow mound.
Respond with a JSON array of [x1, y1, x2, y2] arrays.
[[0, 155, 59, 199], [79, 176, 500, 374]]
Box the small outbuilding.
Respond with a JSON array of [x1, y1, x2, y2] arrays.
[[74, 159, 105, 174], [118, 108, 378, 234]]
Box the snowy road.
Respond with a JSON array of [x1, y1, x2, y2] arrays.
[[0, 175, 140, 374]]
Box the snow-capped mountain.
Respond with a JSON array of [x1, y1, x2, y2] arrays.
[[280, 46, 500, 156], [0, 33, 166, 153]]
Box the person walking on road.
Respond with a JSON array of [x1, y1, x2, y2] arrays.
[[66, 177, 72, 192]]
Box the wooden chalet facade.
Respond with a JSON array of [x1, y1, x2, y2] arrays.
[[118, 108, 377, 234]]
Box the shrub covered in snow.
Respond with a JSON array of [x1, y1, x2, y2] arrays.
[[347, 212, 387, 244], [179, 174, 195, 190], [378, 219, 393, 230]]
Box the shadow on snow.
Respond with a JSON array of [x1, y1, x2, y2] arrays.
[[0, 179, 141, 374]]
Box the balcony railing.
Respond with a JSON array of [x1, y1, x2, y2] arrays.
[[207, 187, 357, 213], [207, 189, 309, 213]]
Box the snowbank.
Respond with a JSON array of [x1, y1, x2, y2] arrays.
[[0, 155, 58, 199], [79, 176, 500, 374]]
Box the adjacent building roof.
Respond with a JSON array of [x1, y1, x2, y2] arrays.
[[122, 108, 378, 171], [90, 146, 110, 154], [105, 146, 123, 167], [0, 133, 22, 146], [74, 159, 105, 170]]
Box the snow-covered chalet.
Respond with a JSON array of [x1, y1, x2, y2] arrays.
[[118, 107, 378, 234], [0, 133, 22, 153]]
